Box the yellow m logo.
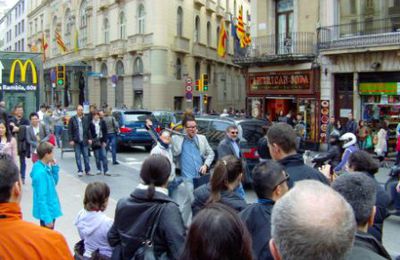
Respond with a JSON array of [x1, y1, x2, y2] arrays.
[[9, 59, 38, 84]]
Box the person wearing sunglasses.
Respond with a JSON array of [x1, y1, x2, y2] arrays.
[[240, 160, 289, 260]]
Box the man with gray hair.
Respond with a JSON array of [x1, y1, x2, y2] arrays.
[[269, 180, 356, 260], [332, 173, 391, 259]]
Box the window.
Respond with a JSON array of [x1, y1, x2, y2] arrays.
[[207, 22, 211, 46], [276, 0, 294, 54], [104, 18, 110, 44], [21, 39, 24, 51], [52, 16, 58, 55], [64, 10, 72, 48], [119, 12, 126, 39], [176, 58, 182, 80], [29, 22, 32, 36], [116, 60, 125, 76], [80, 0, 88, 47], [40, 15, 43, 31], [133, 57, 144, 74], [21, 20, 24, 33], [138, 4, 145, 34], [34, 18, 37, 33], [234, 0, 237, 15], [207, 64, 211, 83], [177, 7, 183, 37], [194, 16, 200, 43], [195, 62, 200, 81], [15, 25, 17, 37], [216, 26, 220, 46]]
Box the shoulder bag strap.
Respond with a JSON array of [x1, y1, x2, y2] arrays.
[[146, 203, 166, 241]]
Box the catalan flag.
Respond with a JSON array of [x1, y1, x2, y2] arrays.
[[217, 19, 227, 57], [236, 5, 251, 48], [41, 32, 48, 61], [55, 30, 68, 53]]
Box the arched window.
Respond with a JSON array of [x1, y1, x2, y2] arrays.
[[119, 12, 126, 39], [52, 16, 58, 55], [116, 60, 125, 76], [103, 18, 109, 44], [207, 64, 211, 83], [64, 9, 72, 50], [207, 22, 211, 46], [195, 62, 200, 81], [177, 7, 183, 37], [194, 16, 200, 43], [216, 26, 220, 47], [79, 0, 88, 47], [234, 0, 237, 16], [176, 58, 182, 80], [101, 63, 108, 77], [138, 4, 145, 34], [134, 57, 144, 74]]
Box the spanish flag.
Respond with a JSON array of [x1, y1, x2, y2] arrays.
[[55, 30, 68, 53], [217, 19, 227, 57], [41, 32, 48, 61]]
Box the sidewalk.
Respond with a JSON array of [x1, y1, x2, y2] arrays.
[[20, 159, 117, 253]]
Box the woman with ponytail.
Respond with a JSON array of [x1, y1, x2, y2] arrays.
[[192, 155, 247, 216], [108, 155, 186, 260]]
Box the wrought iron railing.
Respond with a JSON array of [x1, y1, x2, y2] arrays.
[[318, 16, 400, 50]]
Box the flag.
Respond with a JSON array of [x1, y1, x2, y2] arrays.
[[217, 19, 227, 57], [236, 5, 252, 48], [74, 27, 79, 53], [55, 30, 68, 53], [41, 32, 48, 62]]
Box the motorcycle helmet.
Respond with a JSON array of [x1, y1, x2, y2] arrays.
[[340, 132, 357, 149]]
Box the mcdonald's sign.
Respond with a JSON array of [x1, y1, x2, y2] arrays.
[[9, 59, 38, 84]]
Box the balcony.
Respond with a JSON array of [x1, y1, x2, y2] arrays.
[[127, 33, 154, 52], [192, 42, 207, 58], [318, 16, 400, 52], [234, 32, 316, 66], [206, 0, 216, 13], [173, 36, 190, 54], [110, 39, 127, 56], [95, 43, 109, 58], [194, 0, 205, 7]]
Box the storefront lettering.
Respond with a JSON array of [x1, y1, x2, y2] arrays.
[[0, 84, 37, 91], [250, 72, 311, 91]]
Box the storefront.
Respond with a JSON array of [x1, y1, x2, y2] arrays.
[[246, 68, 321, 144], [359, 72, 400, 152], [0, 52, 42, 115]]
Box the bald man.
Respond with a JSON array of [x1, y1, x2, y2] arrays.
[[269, 180, 357, 260]]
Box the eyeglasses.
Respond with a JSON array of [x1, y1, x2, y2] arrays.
[[274, 172, 290, 190], [230, 131, 238, 134]]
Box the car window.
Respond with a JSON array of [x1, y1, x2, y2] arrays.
[[196, 119, 210, 134], [207, 121, 230, 146], [123, 113, 152, 124], [239, 122, 265, 145]]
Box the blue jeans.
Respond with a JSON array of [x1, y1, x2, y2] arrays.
[[107, 133, 117, 163], [54, 125, 64, 148], [74, 142, 90, 173], [19, 155, 26, 180], [390, 182, 400, 210], [93, 147, 108, 173]]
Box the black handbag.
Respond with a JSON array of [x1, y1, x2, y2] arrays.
[[92, 138, 102, 149], [131, 204, 166, 260], [193, 174, 211, 189]]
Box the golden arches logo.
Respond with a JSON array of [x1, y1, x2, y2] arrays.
[[9, 59, 38, 84]]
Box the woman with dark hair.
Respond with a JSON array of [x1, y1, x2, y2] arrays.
[[180, 203, 253, 260], [0, 119, 17, 163], [348, 150, 391, 242], [108, 154, 185, 260], [357, 120, 370, 150], [89, 111, 109, 175], [192, 155, 247, 215]]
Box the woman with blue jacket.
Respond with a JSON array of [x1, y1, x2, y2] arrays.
[[30, 142, 62, 229]]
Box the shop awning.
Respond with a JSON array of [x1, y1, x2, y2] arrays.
[[359, 82, 400, 95]]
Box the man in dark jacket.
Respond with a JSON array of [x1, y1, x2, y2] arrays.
[[345, 112, 358, 135], [332, 173, 391, 260], [240, 160, 289, 260], [68, 105, 92, 176], [266, 123, 329, 188], [9, 105, 30, 184]]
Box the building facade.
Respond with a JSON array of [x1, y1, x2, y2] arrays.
[[318, 0, 400, 151], [0, 0, 28, 52], [235, 0, 320, 145], [29, 0, 250, 112]]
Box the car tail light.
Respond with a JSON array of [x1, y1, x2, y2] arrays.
[[243, 147, 259, 159], [120, 127, 133, 133], [155, 126, 162, 133]]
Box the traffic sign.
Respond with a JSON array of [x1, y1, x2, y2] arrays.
[[185, 92, 193, 101], [50, 69, 56, 82], [111, 75, 118, 84], [186, 85, 193, 92]]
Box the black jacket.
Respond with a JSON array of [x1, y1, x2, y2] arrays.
[[192, 184, 247, 216], [257, 136, 271, 160], [89, 120, 108, 144], [240, 201, 274, 260], [362, 172, 391, 242], [10, 116, 30, 156], [217, 136, 241, 159], [108, 188, 185, 260], [313, 144, 341, 170], [346, 231, 390, 260], [68, 115, 91, 144], [279, 154, 329, 188]]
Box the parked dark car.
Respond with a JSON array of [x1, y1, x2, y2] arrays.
[[112, 110, 159, 151], [176, 116, 265, 184]]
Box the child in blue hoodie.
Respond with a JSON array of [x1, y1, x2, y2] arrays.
[[30, 142, 62, 229], [75, 182, 113, 259]]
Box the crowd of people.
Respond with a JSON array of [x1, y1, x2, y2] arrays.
[[0, 105, 399, 260]]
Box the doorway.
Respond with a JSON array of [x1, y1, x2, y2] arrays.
[[334, 73, 354, 125], [265, 98, 296, 121]]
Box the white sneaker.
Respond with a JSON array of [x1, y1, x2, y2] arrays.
[[96, 171, 102, 175], [86, 172, 95, 176], [78, 172, 83, 177], [104, 171, 111, 176]]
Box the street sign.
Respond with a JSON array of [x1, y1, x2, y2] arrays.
[[185, 92, 193, 101], [0, 61, 3, 84], [50, 69, 56, 82], [87, 71, 103, 77], [185, 77, 193, 102], [186, 85, 193, 92], [111, 75, 118, 84]]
